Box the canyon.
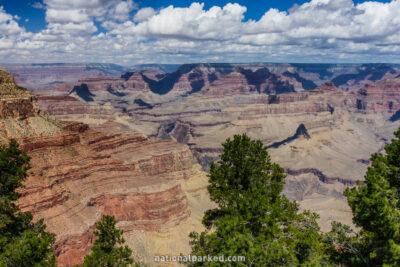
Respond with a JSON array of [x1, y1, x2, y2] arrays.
[[33, 63, 400, 232], [0, 70, 212, 266], [2, 62, 400, 266]]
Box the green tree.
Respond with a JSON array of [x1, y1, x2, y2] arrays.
[[0, 140, 56, 266], [323, 221, 367, 266], [189, 134, 328, 266], [81, 215, 138, 267], [335, 128, 400, 266]]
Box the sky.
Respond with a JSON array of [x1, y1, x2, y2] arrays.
[[0, 0, 399, 65]]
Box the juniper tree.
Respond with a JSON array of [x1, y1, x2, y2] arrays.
[[331, 128, 400, 266], [189, 134, 328, 266], [80, 215, 138, 267], [0, 140, 56, 266]]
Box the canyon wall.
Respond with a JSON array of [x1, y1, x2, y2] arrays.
[[0, 70, 213, 266], [35, 63, 400, 231]]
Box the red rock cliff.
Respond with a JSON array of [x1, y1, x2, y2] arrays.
[[0, 70, 210, 267]]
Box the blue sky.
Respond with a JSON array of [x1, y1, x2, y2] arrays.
[[0, 0, 399, 64], [2, 0, 392, 32], [3, 0, 312, 33]]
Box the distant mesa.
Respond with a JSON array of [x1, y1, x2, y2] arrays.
[[238, 67, 297, 94], [332, 63, 397, 88], [121, 72, 134, 81], [296, 124, 311, 139], [136, 63, 314, 96], [238, 67, 272, 92], [69, 83, 95, 102], [282, 71, 318, 90], [2, 62, 400, 92], [140, 64, 198, 95], [268, 124, 310, 149], [207, 73, 218, 83]]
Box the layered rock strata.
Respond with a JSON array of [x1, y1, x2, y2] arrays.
[[35, 64, 400, 231], [0, 71, 212, 266]]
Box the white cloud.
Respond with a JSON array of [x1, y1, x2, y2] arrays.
[[1, 0, 400, 64], [108, 0, 137, 21], [242, 0, 400, 43], [121, 3, 246, 40], [46, 8, 90, 24], [47, 21, 98, 35], [0, 6, 26, 36], [133, 7, 155, 22]]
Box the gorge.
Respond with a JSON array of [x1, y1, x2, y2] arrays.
[[2, 62, 400, 265], [32, 63, 400, 231], [0, 69, 212, 266]]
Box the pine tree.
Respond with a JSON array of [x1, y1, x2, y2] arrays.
[[0, 140, 56, 266], [337, 128, 400, 266], [189, 134, 328, 266], [80, 215, 138, 267]]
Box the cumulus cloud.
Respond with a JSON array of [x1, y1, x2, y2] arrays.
[[0, 6, 27, 36], [46, 9, 90, 24], [42, 0, 136, 36], [1, 0, 400, 64], [117, 3, 247, 40], [108, 0, 137, 21], [44, 0, 135, 20], [242, 0, 399, 42], [133, 7, 156, 22]]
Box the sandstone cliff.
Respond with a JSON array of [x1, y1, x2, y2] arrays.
[[0, 70, 212, 266]]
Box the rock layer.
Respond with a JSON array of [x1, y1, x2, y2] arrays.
[[0, 70, 212, 267]]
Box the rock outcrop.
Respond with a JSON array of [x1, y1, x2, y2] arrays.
[[0, 70, 38, 119], [268, 124, 311, 149]]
